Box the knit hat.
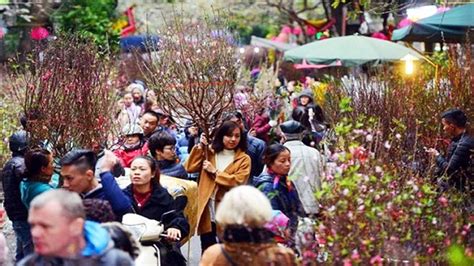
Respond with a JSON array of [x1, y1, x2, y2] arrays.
[[127, 83, 145, 95]]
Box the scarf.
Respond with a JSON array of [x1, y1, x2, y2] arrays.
[[223, 225, 274, 244]]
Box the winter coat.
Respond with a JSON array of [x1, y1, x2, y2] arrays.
[[201, 225, 296, 266], [251, 113, 271, 143], [201, 242, 296, 266], [118, 104, 141, 127], [253, 172, 303, 223], [184, 146, 251, 235], [114, 142, 149, 168], [247, 135, 266, 183], [1, 154, 28, 221], [436, 132, 474, 191], [284, 140, 324, 214], [84, 172, 133, 220], [157, 159, 188, 179], [17, 221, 134, 266], [20, 180, 54, 209], [123, 182, 190, 238]]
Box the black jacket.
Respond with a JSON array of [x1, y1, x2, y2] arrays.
[[157, 159, 188, 179], [123, 183, 190, 238], [436, 132, 474, 191], [1, 154, 28, 221]]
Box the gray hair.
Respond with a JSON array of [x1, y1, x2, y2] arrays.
[[216, 185, 273, 227], [30, 189, 86, 220]]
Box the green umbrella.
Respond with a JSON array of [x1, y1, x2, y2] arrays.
[[392, 4, 474, 43], [283, 35, 422, 67]]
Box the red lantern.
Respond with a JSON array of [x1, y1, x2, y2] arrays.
[[31, 26, 49, 41]]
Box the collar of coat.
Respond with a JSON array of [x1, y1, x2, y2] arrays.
[[207, 147, 248, 162]]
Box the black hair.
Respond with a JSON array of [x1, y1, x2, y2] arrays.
[[130, 156, 161, 185], [212, 121, 247, 153], [291, 106, 311, 129], [142, 110, 160, 120], [148, 132, 176, 157], [24, 148, 51, 180], [223, 110, 250, 131], [263, 144, 290, 167], [60, 149, 97, 174], [442, 109, 467, 128]]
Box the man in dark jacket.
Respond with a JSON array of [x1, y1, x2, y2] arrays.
[[60, 149, 133, 220], [148, 132, 188, 179], [225, 111, 266, 183], [1, 130, 33, 261], [429, 109, 473, 192]]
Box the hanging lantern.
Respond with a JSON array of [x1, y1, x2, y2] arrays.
[[31, 26, 49, 41]]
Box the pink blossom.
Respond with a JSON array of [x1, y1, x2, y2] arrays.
[[343, 258, 352, 266], [351, 250, 360, 260], [370, 255, 383, 265], [303, 250, 317, 259], [438, 196, 448, 207], [428, 246, 435, 254]]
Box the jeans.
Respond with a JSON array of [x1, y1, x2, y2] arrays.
[[12, 220, 33, 262]]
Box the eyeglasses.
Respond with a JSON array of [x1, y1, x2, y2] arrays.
[[163, 145, 176, 151]]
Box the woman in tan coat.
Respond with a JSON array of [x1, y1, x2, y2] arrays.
[[184, 121, 251, 253], [200, 185, 297, 266]]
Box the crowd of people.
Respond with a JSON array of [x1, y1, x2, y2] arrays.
[[1, 78, 472, 265]]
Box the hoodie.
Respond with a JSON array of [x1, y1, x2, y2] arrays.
[[17, 221, 135, 266]]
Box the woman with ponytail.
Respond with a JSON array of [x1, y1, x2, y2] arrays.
[[20, 148, 55, 209]]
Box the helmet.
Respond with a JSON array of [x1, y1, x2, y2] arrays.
[[9, 130, 28, 153], [122, 124, 144, 136]]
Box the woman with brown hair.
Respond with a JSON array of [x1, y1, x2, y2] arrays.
[[185, 121, 251, 253]]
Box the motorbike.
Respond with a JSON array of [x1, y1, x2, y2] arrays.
[[122, 211, 180, 266]]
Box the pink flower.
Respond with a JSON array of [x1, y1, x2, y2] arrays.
[[303, 250, 317, 259], [343, 258, 352, 266], [428, 246, 435, 254], [370, 255, 383, 265], [438, 196, 448, 207], [351, 250, 360, 260]]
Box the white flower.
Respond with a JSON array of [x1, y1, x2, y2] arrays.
[[328, 206, 336, 212], [366, 134, 373, 142], [342, 188, 349, 196], [384, 141, 391, 149], [395, 133, 401, 140], [375, 166, 383, 173]]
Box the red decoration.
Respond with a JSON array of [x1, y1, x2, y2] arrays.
[[31, 27, 49, 41], [120, 6, 136, 37]]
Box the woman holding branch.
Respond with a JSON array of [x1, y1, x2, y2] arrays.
[[184, 121, 251, 253]]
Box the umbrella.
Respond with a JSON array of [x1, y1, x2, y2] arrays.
[[250, 36, 298, 51], [283, 35, 422, 67], [119, 35, 160, 53], [392, 4, 474, 43]]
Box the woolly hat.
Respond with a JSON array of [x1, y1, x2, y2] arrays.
[[127, 83, 145, 95]]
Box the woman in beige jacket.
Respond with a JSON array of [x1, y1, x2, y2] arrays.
[[184, 121, 251, 253]]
